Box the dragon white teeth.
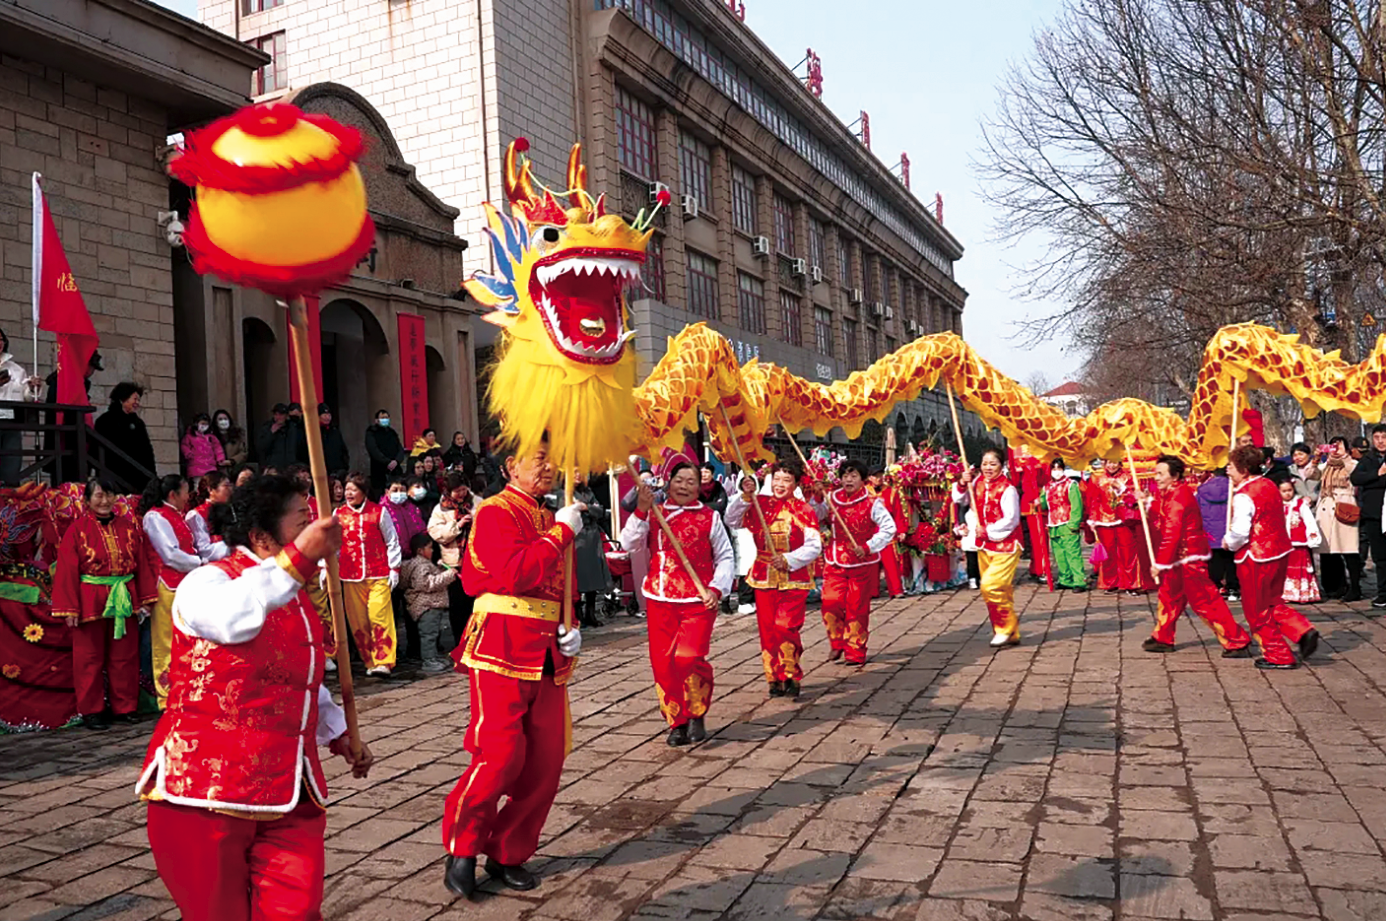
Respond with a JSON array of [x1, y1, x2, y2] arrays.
[[535, 256, 643, 285]]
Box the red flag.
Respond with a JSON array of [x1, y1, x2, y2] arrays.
[[32, 174, 98, 407]]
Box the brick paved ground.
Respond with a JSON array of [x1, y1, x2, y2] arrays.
[[4, 585, 1386, 920]]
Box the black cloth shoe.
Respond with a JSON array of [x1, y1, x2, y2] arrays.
[[1343, 586, 1363, 603], [827, 647, 843, 662], [1254, 658, 1299, 670], [1298, 629, 1320, 660], [1372, 595, 1386, 609], [1221, 645, 1253, 659], [444, 855, 477, 897], [109, 712, 140, 725], [81, 714, 110, 731], [1142, 638, 1175, 653], [666, 724, 690, 747], [768, 680, 785, 697], [784, 679, 801, 699], [688, 717, 706, 743], [1105, 587, 1120, 595], [484, 858, 537, 891]]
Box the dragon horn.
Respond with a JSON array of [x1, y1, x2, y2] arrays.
[[504, 139, 539, 207], [566, 144, 588, 209]]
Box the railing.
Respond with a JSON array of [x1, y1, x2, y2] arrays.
[[0, 400, 156, 493]]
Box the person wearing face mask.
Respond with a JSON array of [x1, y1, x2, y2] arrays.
[[953, 449, 1024, 647], [429, 472, 480, 644], [212, 409, 247, 468], [725, 462, 822, 698], [317, 403, 349, 475], [365, 409, 405, 497], [406, 476, 431, 515], [180, 413, 225, 479], [338, 473, 403, 677], [52, 479, 159, 729], [1039, 459, 1088, 592], [383, 475, 426, 551]]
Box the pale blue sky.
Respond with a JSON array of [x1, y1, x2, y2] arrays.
[[151, 0, 1074, 385]]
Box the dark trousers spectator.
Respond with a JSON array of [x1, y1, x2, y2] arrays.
[[1320, 552, 1363, 598], [1208, 548, 1241, 596], [966, 551, 981, 584], [1360, 519, 1386, 601], [447, 578, 474, 652], [394, 588, 420, 661]]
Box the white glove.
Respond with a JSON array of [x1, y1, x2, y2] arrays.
[[555, 502, 587, 536], [557, 624, 582, 657], [388, 571, 399, 590]]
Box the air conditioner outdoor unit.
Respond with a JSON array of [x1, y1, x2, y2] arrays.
[[810, 265, 823, 284], [908, 320, 920, 335], [849, 287, 863, 304], [885, 304, 894, 320], [871, 302, 884, 318], [649, 181, 670, 202], [680, 194, 699, 219], [752, 236, 771, 257], [791, 258, 807, 276]]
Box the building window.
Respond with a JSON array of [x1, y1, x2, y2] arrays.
[[814, 306, 833, 357], [243, 0, 283, 11], [250, 32, 287, 95], [773, 193, 796, 255], [678, 132, 712, 212], [731, 165, 757, 235], [809, 219, 825, 271], [867, 325, 879, 363], [615, 85, 658, 179], [737, 272, 766, 334], [625, 234, 666, 303], [844, 317, 859, 369], [837, 234, 851, 286], [779, 292, 802, 347], [864, 253, 880, 303], [885, 335, 897, 357], [686, 250, 719, 319]]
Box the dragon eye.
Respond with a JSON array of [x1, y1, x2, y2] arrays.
[[532, 225, 562, 247]]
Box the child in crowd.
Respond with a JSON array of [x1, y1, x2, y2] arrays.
[[398, 532, 457, 672], [1279, 478, 1322, 603]]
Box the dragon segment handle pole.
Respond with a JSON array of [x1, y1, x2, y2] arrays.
[[777, 414, 862, 552], [287, 297, 360, 759], [1125, 444, 1158, 580], [717, 403, 772, 539], [1226, 378, 1240, 532], [946, 383, 969, 471]]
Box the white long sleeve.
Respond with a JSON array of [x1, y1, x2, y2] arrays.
[[866, 498, 898, 554], [708, 514, 735, 597], [185, 509, 230, 562], [1298, 498, 1322, 549], [1225, 492, 1254, 551], [379, 508, 402, 571], [144, 508, 202, 573], [724, 494, 755, 529], [622, 507, 736, 601], [315, 684, 347, 746], [783, 526, 822, 571], [952, 483, 970, 506], [986, 485, 1022, 542], [172, 549, 305, 645]]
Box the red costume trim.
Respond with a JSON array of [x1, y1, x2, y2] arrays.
[[182, 210, 376, 300], [170, 106, 364, 194]]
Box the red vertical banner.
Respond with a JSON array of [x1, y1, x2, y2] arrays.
[[287, 295, 324, 405], [397, 312, 428, 447]]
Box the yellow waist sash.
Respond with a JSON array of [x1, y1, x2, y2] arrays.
[[472, 593, 561, 622]]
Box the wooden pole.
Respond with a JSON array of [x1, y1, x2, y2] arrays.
[[286, 297, 360, 758], [945, 383, 969, 470], [1226, 378, 1241, 532], [716, 402, 774, 549], [1125, 445, 1157, 572], [777, 414, 863, 552], [885, 425, 897, 467], [562, 412, 576, 634]]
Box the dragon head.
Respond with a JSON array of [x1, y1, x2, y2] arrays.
[[465, 140, 663, 474], [465, 140, 660, 377]]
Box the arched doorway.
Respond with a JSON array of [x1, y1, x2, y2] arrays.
[[242, 317, 277, 431], [425, 345, 447, 437], [320, 299, 391, 460]]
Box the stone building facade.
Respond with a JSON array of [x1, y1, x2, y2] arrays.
[[196, 0, 977, 450], [0, 0, 264, 473]]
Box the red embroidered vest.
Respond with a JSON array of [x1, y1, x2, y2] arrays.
[[1086, 473, 1120, 526], [1235, 477, 1292, 563], [150, 505, 197, 589], [972, 476, 1021, 554], [826, 489, 881, 567], [643, 505, 717, 601], [338, 501, 389, 581], [1285, 499, 1309, 546], [138, 552, 328, 812], [746, 497, 816, 591], [1044, 478, 1074, 528]]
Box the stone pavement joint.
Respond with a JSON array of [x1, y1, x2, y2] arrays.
[[3, 586, 1386, 919]]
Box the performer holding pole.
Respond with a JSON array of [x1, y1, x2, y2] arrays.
[[622, 461, 734, 745], [138, 475, 374, 921], [813, 459, 897, 665], [952, 448, 1025, 647], [441, 437, 587, 896], [1124, 446, 1158, 593], [1140, 454, 1254, 656]]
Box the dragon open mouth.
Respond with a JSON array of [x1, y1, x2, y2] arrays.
[[529, 248, 643, 364]]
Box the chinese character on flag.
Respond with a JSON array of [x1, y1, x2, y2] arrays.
[[32, 173, 99, 407]]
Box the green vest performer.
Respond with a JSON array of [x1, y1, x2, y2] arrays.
[[1039, 459, 1088, 591]]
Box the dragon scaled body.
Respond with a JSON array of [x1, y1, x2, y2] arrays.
[[467, 141, 1372, 473]]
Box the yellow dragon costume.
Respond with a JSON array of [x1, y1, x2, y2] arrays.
[[468, 140, 1381, 472]]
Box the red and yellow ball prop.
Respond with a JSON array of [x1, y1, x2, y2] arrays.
[[171, 103, 375, 298]]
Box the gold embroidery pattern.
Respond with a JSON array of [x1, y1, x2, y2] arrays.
[[760, 649, 775, 681], [685, 673, 710, 718], [655, 684, 681, 725]]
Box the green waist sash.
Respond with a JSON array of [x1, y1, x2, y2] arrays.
[[82, 574, 135, 639]]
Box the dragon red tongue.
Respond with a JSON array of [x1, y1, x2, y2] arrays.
[[547, 271, 622, 351]]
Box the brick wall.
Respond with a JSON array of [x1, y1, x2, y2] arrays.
[[0, 54, 180, 472]]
